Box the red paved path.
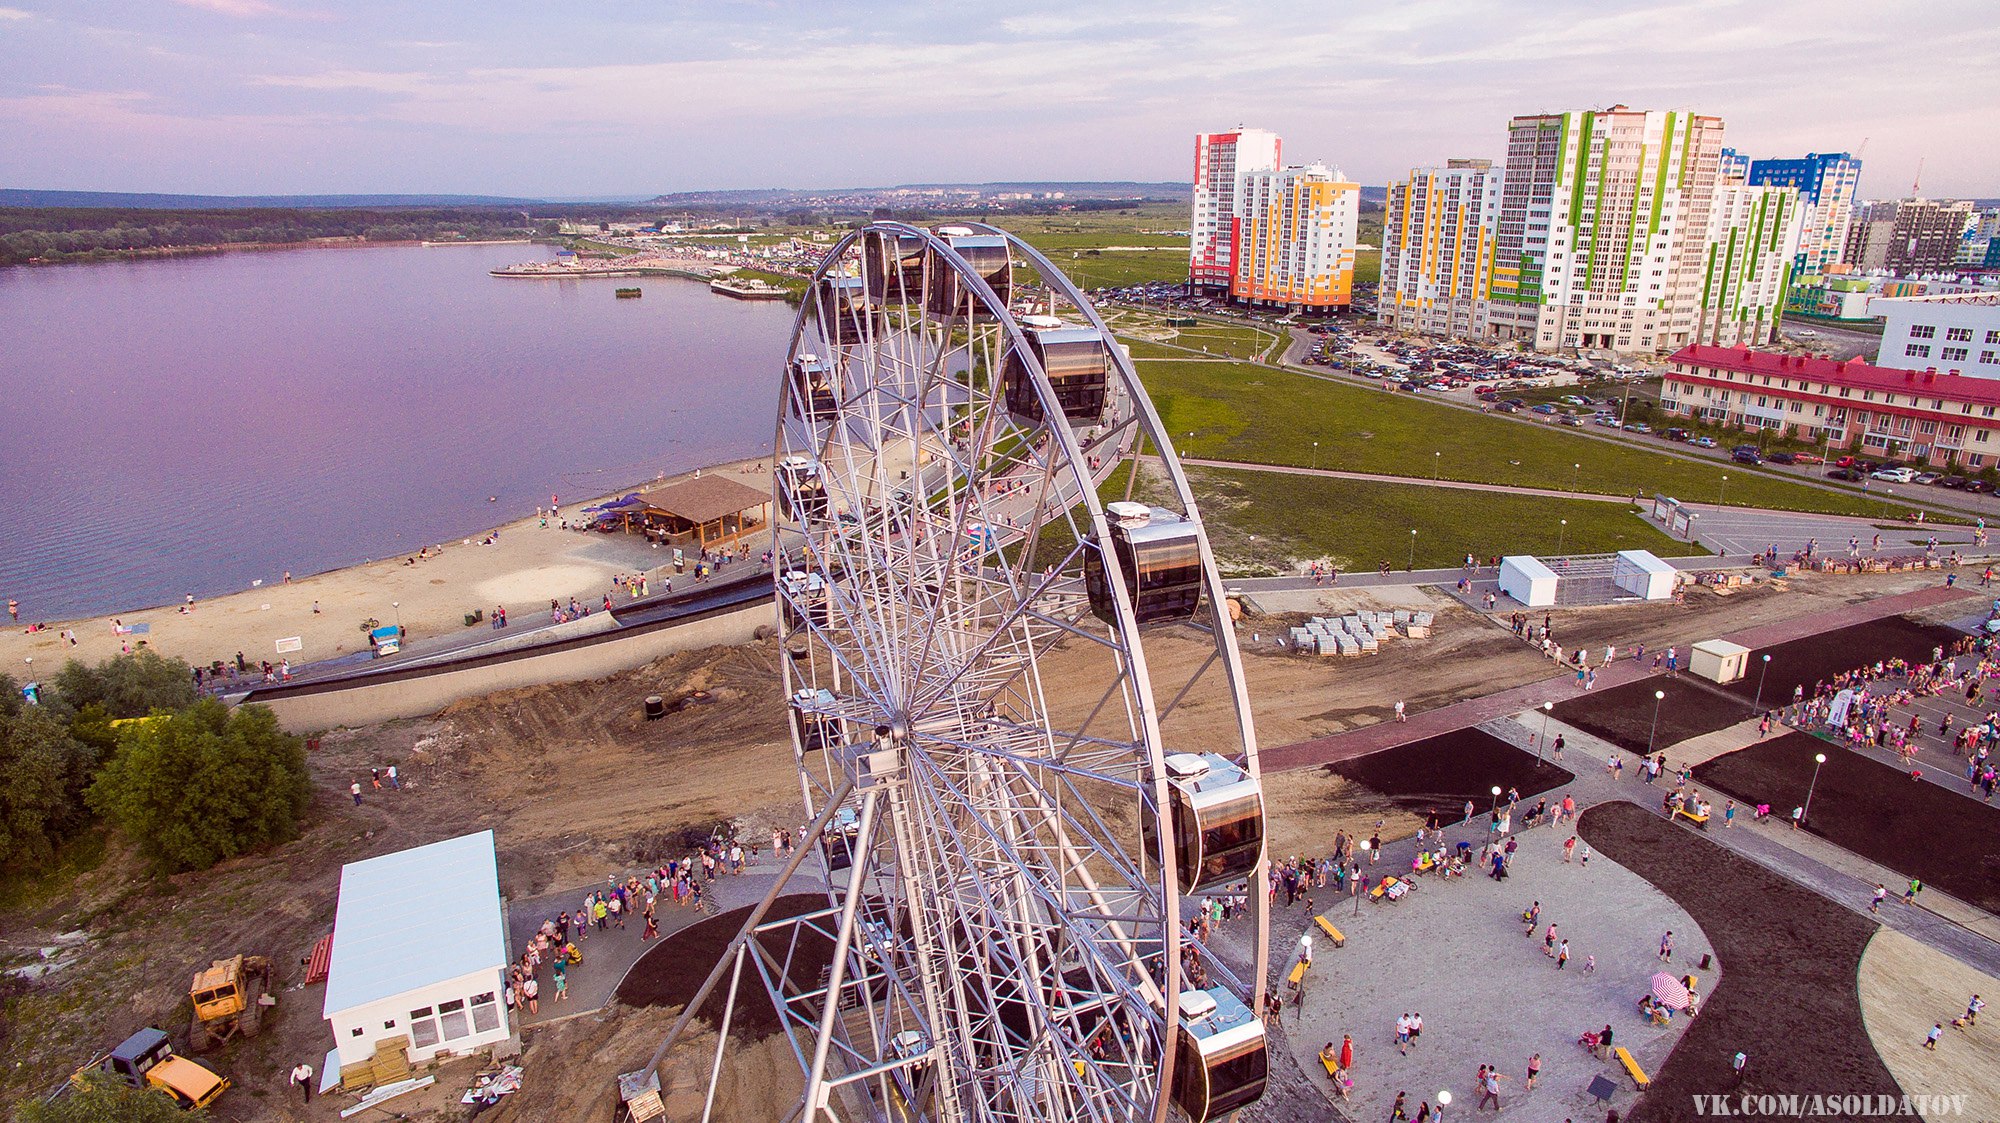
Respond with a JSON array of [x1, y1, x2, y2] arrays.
[[1260, 584, 1983, 773]]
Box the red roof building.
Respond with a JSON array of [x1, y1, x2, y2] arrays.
[[1662, 344, 2000, 467]]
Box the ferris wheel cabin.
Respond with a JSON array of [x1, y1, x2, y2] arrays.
[[790, 688, 839, 754], [789, 354, 838, 419], [1087, 502, 1205, 626], [1003, 316, 1110, 425], [864, 231, 927, 304], [815, 275, 874, 345], [1172, 987, 1269, 1123], [924, 226, 1012, 318], [1159, 752, 1266, 895], [776, 456, 828, 522]]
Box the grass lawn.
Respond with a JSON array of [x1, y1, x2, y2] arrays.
[[1186, 466, 1697, 575], [1134, 357, 1932, 519], [722, 266, 808, 298], [1029, 248, 1190, 289], [1353, 248, 1381, 286]]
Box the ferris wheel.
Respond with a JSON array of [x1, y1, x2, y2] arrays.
[[654, 223, 1270, 1123]]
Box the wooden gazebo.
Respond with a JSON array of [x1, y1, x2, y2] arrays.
[[631, 475, 770, 551]]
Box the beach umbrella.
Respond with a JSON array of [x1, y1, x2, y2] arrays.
[[1650, 971, 1691, 1009]]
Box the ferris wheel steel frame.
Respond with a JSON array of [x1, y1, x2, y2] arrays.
[[650, 221, 1269, 1123]]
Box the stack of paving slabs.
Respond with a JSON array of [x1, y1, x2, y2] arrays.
[[340, 1036, 412, 1092]]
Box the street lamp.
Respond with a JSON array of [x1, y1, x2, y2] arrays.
[[1803, 752, 1828, 824], [1408, 529, 1418, 571], [1572, 462, 1581, 492], [392, 601, 402, 630], [1438, 1090, 1451, 1119], [1312, 440, 1319, 470], [1754, 653, 1772, 709], [1720, 473, 1729, 506], [1557, 518, 1568, 556], [1539, 701, 1554, 764], [1490, 784, 1503, 813], [1648, 688, 1667, 754], [1434, 450, 1442, 480]]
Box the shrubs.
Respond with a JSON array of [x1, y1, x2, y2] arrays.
[[88, 700, 310, 874]]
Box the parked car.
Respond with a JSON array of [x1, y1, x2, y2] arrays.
[[1732, 449, 1762, 465], [1766, 451, 1798, 464], [1594, 415, 1621, 427], [1835, 455, 1860, 468], [1870, 467, 1917, 483], [1663, 427, 1691, 441], [1914, 472, 1942, 485], [1968, 479, 1995, 494], [1624, 423, 1653, 434], [1559, 414, 1584, 426], [1790, 453, 1824, 465], [1692, 437, 1718, 448], [1938, 475, 1970, 489], [1495, 402, 1521, 413], [1531, 403, 1558, 415], [1828, 467, 1865, 481]]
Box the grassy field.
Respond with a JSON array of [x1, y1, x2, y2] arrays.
[[1132, 356, 1931, 519], [1040, 248, 1191, 289], [1187, 465, 1698, 575]]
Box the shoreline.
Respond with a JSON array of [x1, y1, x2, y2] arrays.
[[0, 456, 777, 679], [5, 235, 556, 270]]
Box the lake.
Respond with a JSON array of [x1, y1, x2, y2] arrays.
[[0, 243, 795, 621]]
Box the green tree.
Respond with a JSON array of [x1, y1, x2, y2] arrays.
[[50, 651, 195, 719], [20, 1073, 207, 1123], [0, 706, 94, 868], [88, 701, 310, 873]]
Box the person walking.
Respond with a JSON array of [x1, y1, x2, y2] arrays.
[[290, 1061, 314, 1104], [1476, 1068, 1504, 1111], [1394, 700, 1407, 723], [1563, 836, 1577, 863], [1552, 734, 1565, 762], [350, 781, 362, 806], [522, 975, 540, 1015], [387, 764, 400, 790], [1659, 930, 1674, 962], [1339, 1033, 1354, 1072], [1526, 1052, 1541, 1091], [1905, 877, 1925, 906], [1967, 995, 1985, 1026], [1557, 939, 1570, 969], [1390, 1090, 1409, 1120], [1925, 1023, 1943, 1050], [1870, 883, 1887, 914]]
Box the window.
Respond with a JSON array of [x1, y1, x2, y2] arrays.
[[350, 1027, 365, 1037], [1946, 327, 1972, 342], [1988, 330, 2000, 345], [383, 1019, 397, 1030], [1943, 347, 1969, 362], [439, 998, 470, 1041], [1975, 454, 1989, 468], [471, 992, 501, 1034], [409, 1007, 440, 1049], [1983, 352, 1998, 365], [1905, 344, 1932, 358], [1911, 325, 1936, 339]]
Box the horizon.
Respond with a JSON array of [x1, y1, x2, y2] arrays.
[[2, 1, 1996, 199]]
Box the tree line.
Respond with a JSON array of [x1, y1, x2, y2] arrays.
[[0, 206, 551, 266], [0, 651, 310, 875]]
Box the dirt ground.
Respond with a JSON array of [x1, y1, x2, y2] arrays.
[[1722, 616, 1967, 703], [1856, 928, 2000, 1122], [1324, 727, 1577, 824], [1552, 675, 1754, 754], [1578, 802, 1902, 1121], [1694, 731, 2000, 914], [0, 566, 1969, 1121]]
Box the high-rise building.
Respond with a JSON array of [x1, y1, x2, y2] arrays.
[[1719, 148, 1751, 183], [1745, 151, 1862, 274], [1189, 128, 1281, 292], [1379, 159, 1503, 337], [1229, 163, 1360, 313], [1487, 106, 1725, 354], [1691, 184, 1805, 347], [1843, 198, 1975, 274]]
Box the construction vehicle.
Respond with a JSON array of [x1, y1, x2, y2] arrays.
[[188, 954, 272, 1052], [71, 1027, 229, 1110]]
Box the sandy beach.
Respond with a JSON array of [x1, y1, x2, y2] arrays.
[[0, 458, 775, 681]]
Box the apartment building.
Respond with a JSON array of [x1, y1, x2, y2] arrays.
[[1229, 163, 1360, 313], [1874, 292, 2000, 380], [1379, 159, 1503, 337], [1663, 344, 2000, 467], [1744, 151, 1862, 274], [1190, 128, 1281, 292], [1844, 199, 1976, 274], [1691, 184, 1805, 347], [1486, 107, 1725, 354]]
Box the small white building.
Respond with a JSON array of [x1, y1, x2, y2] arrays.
[[323, 831, 511, 1071], [1612, 550, 1677, 601], [1690, 639, 1751, 685], [1498, 555, 1559, 608]]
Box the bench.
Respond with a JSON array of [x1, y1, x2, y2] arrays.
[[1320, 1054, 1339, 1078], [1314, 915, 1346, 947], [1673, 808, 1710, 832], [1615, 1046, 1650, 1089], [1287, 960, 1308, 987]]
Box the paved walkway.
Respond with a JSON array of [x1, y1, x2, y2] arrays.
[[503, 860, 817, 1026]]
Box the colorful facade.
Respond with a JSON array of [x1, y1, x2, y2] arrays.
[[1745, 151, 1862, 275], [1190, 129, 1281, 292], [1692, 184, 1805, 347], [1230, 163, 1359, 312], [1663, 344, 2000, 466], [1487, 107, 1725, 355], [1379, 159, 1502, 337]]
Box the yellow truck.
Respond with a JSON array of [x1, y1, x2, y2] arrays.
[[72, 1027, 229, 1110]]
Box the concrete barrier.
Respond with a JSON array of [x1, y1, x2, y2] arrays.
[[246, 600, 771, 732]]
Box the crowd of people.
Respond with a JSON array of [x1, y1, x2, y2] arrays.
[[1782, 634, 2000, 796]]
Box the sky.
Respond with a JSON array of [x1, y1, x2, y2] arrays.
[[1, 0, 1995, 199]]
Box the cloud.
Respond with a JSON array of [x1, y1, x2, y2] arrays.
[[0, 6, 33, 18], [172, 0, 285, 16]]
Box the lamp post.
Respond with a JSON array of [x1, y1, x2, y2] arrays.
[[1648, 688, 1667, 754], [1719, 473, 1729, 506], [1408, 528, 1418, 571], [1754, 653, 1772, 709], [1539, 701, 1554, 764], [1572, 462, 1581, 492], [1438, 1090, 1451, 1120], [1490, 784, 1503, 814], [1557, 518, 1568, 556], [1312, 440, 1319, 470], [1803, 752, 1828, 824], [392, 601, 402, 630], [1434, 450, 1442, 480]]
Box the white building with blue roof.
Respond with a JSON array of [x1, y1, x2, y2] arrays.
[[322, 830, 511, 1068]]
